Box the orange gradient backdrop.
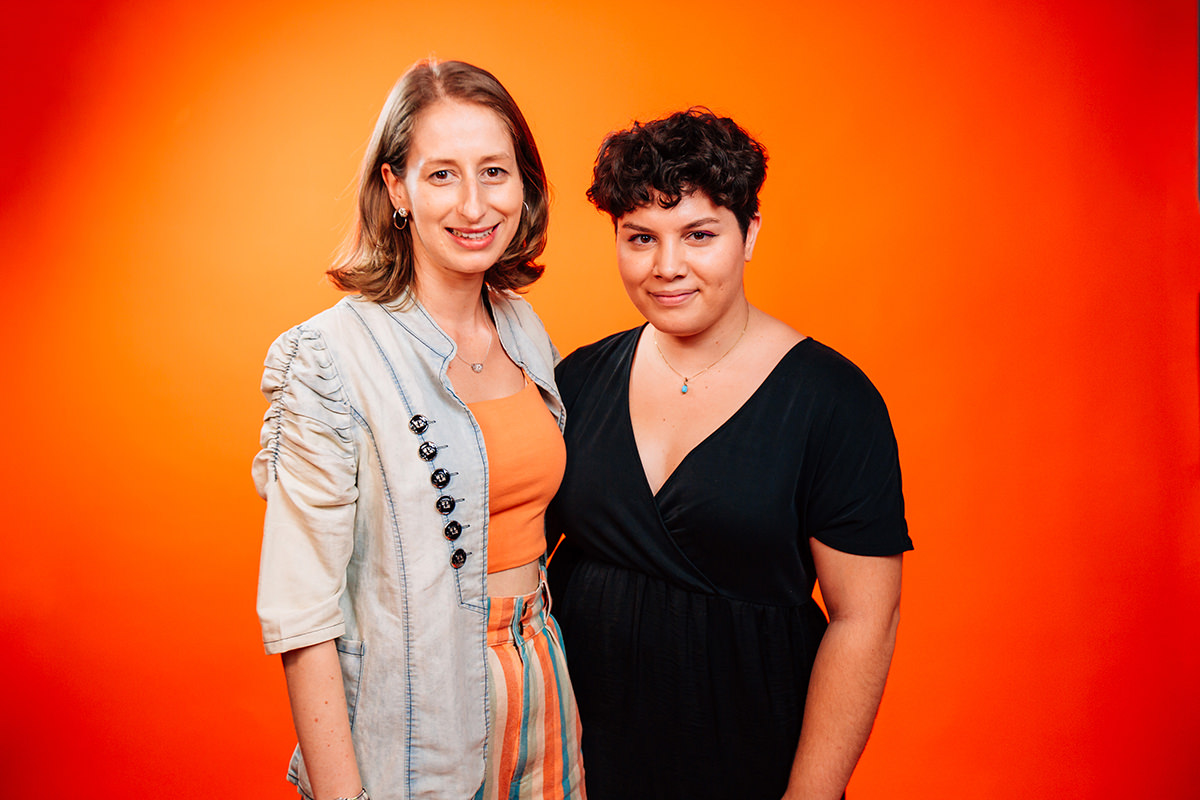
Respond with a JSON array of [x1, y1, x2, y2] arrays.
[[1, 0, 1197, 796]]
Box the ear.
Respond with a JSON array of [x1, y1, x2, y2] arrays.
[[381, 163, 408, 211], [743, 213, 762, 261]]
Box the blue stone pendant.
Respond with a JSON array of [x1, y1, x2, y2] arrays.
[[681, 383, 689, 394]]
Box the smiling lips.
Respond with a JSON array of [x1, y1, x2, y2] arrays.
[[448, 223, 501, 248], [650, 289, 697, 306]]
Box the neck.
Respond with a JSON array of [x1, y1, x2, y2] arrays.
[[655, 302, 753, 373], [412, 271, 491, 340]]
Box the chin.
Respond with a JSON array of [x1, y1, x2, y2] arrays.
[[454, 252, 504, 275], [649, 319, 700, 338], [637, 307, 695, 335]]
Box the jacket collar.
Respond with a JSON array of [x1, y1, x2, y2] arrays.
[[358, 290, 536, 374]]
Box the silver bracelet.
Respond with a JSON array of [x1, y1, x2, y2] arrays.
[[334, 790, 368, 800]]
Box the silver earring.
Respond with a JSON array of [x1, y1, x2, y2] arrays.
[[392, 208, 409, 231]]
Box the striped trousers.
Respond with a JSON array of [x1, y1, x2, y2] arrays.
[[475, 579, 586, 800]]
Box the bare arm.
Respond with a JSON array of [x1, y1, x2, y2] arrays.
[[281, 640, 363, 800], [783, 541, 903, 800]]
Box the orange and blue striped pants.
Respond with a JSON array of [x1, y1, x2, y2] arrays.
[[475, 579, 586, 800]]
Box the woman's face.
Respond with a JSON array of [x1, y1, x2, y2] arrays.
[[616, 191, 760, 337], [383, 100, 524, 286]]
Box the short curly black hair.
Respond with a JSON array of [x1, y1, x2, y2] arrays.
[[586, 107, 768, 236]]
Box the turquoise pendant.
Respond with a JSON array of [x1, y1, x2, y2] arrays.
[[681, 383, 689, 394]]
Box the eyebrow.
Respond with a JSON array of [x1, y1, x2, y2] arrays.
[[423, 153, 515, 167], [619, 217, 722, 232]]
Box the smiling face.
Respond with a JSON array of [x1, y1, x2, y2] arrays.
[[382, 100, 524, 288], [616, 191, 761, 339]]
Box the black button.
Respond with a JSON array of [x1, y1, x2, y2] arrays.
[[450, 549, 467, 569], [443, 520, 462, 541], [418, 442, 438, 461], [430, 468, 451, 489], [408, 415, 430, 435], [435, 495, 456, 514]]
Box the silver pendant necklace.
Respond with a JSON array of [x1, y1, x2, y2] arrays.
[[455, 328, 494, 373]]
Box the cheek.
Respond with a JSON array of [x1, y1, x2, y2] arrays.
[[407, 188, 435, 221], [615, 252, 644, 290], [496, 183, 525, 214], [706, 249, 745, 288], [401, 176, 423, 209]]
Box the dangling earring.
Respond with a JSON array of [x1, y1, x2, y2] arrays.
[[392, 207, 409, 231]]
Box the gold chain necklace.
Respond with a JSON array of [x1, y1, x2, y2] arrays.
[[652, 311, 749, 395]]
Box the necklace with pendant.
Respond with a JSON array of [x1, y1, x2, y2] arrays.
[[455, 328, 494, 373], [653, 311, 750, 394]]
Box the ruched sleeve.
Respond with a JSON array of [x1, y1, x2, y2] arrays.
[[253, 325, 359, 655]]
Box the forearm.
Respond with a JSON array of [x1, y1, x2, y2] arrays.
[[281, 640, 363, 800], [783, 609, 899, 800]]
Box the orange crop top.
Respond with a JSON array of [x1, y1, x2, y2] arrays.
[[467, 377, 566, 573]]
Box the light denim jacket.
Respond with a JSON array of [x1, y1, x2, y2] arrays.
[[253, 291, 564, 800]]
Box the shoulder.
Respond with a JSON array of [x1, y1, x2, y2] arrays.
[[264, 295, 429, 365], [488, 288, 559, 370], [260, 298, 367, 398], [555, 326, 642, 406], [789, 339, 890, 417], [560, 326, 641, 369], [489, 288, 539, 322], [491, 289, 550, 342], [786, 341, 901, 492], [264, 297, 368, 349]]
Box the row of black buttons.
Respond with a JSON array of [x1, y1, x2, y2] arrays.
[[410, 414, 468, 570]]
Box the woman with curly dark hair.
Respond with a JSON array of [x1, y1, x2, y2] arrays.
[[254, 60, 584, 800], [547, 109, 911, 799]]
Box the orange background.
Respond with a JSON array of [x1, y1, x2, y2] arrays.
[[2, 0, 1197, 796]]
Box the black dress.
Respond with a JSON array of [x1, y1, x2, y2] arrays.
[[546, 327, 912, 800]]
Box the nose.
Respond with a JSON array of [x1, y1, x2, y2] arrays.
[[653, 239, 686, 279], [458, 178, 485, 222]]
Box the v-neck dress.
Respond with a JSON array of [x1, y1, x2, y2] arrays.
[[546, 326, 911, 800]]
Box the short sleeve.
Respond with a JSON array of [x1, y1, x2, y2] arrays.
[[804, 353, 911, 556], [252, 325, 359, 655]]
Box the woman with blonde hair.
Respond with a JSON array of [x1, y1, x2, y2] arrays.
[[254, 60, 584, 800]]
